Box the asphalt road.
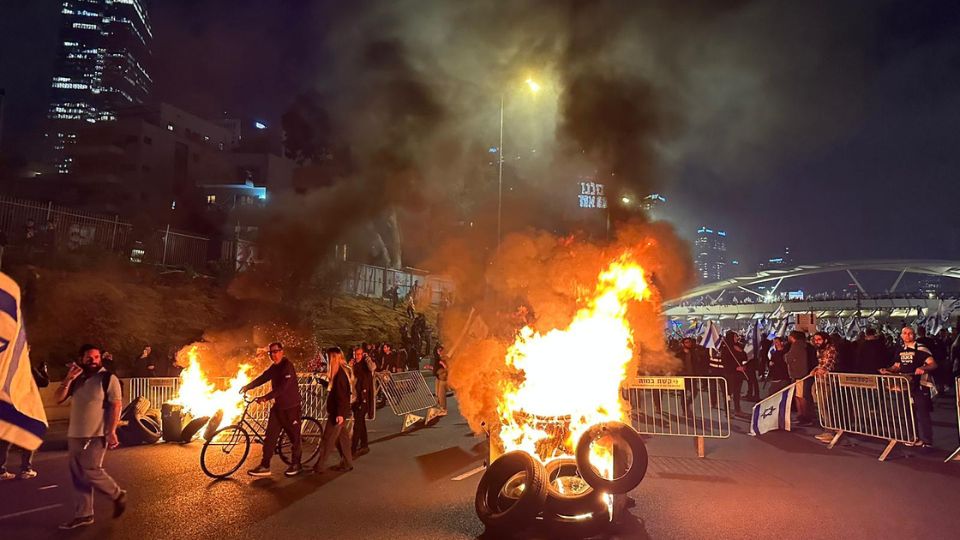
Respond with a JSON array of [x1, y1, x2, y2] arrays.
[[3, 392, 960, 540]]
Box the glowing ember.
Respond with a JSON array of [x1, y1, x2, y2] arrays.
[[496, 255, 650, 469], [169, 346, 252, 423]]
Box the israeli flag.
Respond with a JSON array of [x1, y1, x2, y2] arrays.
[[749, 382, 796, 436], [700, 321, 721, 350], [0, 273, 47, 451]]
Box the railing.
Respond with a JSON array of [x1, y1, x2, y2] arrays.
[[0, 196, 211, 270], [622, 376, 731, 458], [341, 262, 454, 306], [812, 372, 917, 461], [375, 370, 439, 431]]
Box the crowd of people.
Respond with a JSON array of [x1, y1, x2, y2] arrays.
[[670, 324, 959, 447]]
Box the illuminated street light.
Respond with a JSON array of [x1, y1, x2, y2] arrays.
[[621, 196, 632, 205], [498, 75, 544, 250]]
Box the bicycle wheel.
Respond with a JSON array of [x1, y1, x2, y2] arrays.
[[201, 425, 251, 479], [278, 416, 324, 465]]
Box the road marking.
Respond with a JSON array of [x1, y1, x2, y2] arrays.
[[452, 465, 486, 481], [38, 484, 58, 491], [0, 504, 63, 521]]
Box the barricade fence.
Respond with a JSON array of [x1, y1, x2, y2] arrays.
[[948, 376, 960, 463], [813, 372, 917, 461], [122, 375, 328, 433], [376, 370, 439, 431], [622, 376, 731, 458]]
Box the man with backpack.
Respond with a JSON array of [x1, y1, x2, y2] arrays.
[[54, 344, 127, 530]]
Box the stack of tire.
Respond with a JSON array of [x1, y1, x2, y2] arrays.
[[160, 404, 222, 443], [475, 421, 648, 538], [116, 397, 162, 446]]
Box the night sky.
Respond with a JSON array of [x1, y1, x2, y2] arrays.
[[2, 0, 959, 270]]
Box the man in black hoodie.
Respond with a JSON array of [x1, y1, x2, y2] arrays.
[[313, 347, 354, 474], [242, 342, 303, 477]]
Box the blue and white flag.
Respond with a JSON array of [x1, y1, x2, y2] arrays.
[[0, 273, 47, 451], [700, 320, 721, 350], [749, 381, 797, 436]]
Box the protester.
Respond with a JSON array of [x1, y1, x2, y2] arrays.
[[811, 332, 839, 443], [0, 441, 36, 480], [742, 338, 761, 402], [350, 346, 376, 457], [766, 337, 791, 396], [881, 326, 937, 448], [714, 331, 747, 416], [433, 344, 449, 413], [241, 342, 303, 477], [313, 347, 354, 474], [785, 331, 814, 426], [54, 344, 126, 530], [134, 346, 156, 378], [854, 328, 888, 374]]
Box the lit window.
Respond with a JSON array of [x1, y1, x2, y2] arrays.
[[171, 200, 177, 210], [167, 123, 174, 131], [206, 195, 216, 204]]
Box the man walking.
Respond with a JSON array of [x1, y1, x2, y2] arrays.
[[242, 342, 303, 477], [350, 346, 376, 457], [313, 347, 354, 474], [882, 326, 937, 448], [714, 331, 747, 416], [55, 345, 126, 530], [785, 331, 815, 426]]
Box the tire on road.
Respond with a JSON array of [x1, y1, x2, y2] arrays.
[[543, 458, 607, 517], [203, 410, 224, 441], [118, 415, 162, 446], [542, 504, 612, 539], [122, 396, 150, 422], [574, 422, 648, 495], [475, 451, 547, 533], [180, 416, 211, 443]]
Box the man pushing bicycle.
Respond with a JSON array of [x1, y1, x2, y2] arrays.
[[240, 342, 304, 477]]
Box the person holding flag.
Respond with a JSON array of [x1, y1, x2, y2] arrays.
[[714, 330, 747, 416], [0, 272, 48, 480]]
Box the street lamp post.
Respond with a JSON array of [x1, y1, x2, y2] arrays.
[[497, 78, 541, 252]]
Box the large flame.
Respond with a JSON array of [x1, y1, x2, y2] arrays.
[[169, 346, 252, 423], [496, 255, 649, 465]]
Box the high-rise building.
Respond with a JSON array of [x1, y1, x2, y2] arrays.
[[695, 226, 727, 283], [758, 246, 794, 272], [47, 0, 153, 173], [640, 193, 666, 219]]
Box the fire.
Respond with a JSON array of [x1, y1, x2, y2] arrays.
[[496, 255, 650, 466], [169, 346, 253, 423]]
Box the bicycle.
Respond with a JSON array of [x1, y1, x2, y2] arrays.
[[200, 395, 325, 479]]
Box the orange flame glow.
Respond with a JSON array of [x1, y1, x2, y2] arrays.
[[496, 255, 649, 467], [170, 346, 252, 423]]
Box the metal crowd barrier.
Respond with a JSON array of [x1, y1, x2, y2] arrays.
[[622, 376, 731, 458], [948, 376, 960, 463], [376, 370, 439, 431], [122, 375, 329, 432], [812, 373, 917, 461]]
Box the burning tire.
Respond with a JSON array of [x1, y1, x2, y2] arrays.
[[542, 505, 612, 539], [180, 416, 211, 442], [575, 422, 648, 495], [203, 410, 225, 441], [543, 458, 606, 517], [475, 451, 548, 533]]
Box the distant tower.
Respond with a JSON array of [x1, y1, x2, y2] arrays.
[[46, 0, 153, 173], [695, 226, 727, 283]]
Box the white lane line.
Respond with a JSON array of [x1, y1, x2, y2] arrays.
[[0, 504, 63, 521], [38, 484, 59, 491], [452, 465, 486, 481]]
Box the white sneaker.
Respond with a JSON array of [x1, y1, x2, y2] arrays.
[[19, 468, 38, 480], [0, 470, 15, 481]]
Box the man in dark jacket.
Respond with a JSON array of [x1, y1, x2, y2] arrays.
[[785, 331, 814, 425], [855, 328, 888, 374], [714, 331, 747, 416], [766, 337, 791, 396], [313, 347, 354, 474], [350, 346, 376, 456], [242, 342, 303, 477]]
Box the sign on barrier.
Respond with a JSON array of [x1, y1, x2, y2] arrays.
[[813, 372, 916, 461], [948, 376, 960, 463], [622, 376, 731, 458], [376, 370, 438, 431]]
